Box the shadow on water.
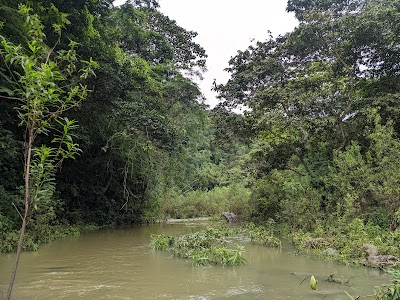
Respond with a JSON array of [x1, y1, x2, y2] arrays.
[[0, 224, 391, 300]]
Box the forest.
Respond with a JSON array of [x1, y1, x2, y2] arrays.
[[0, 0, 400, 298]]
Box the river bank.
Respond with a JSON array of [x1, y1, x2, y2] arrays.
[[3, 216, 400, 272], [0, 224, 98, 253], [282, 219, 400, 270]]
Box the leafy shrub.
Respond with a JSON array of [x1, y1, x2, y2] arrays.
[[249, 170, 321, 231], [160, 183, 251, 219], [149, 233, 175, 251], [326, 116, 400, 230], [287, 218, 400, 265]]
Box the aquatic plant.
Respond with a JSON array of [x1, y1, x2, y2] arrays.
[[149, 225, 281, 266], [149, 234, 175, 251], [374, 269, 400, 300], [149, 227, 249, 266], [192, 252, 210, 267], [224, 245, 247, 266]]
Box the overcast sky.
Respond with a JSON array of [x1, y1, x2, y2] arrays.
[[113, 1, 298, 107]]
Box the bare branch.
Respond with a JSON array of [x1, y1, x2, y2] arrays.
[[0, 95, 23, 101], [11, 203, 23, 221]]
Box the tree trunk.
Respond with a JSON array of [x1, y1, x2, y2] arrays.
[[6, 127, 34, 300]]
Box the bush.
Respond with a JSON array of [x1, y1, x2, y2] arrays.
[[0, 224, 94, 253], [326, 117, 400, 230], [287, 218, 400, 266], [160, 183, 251, 219], [249, 169, 321, 231]]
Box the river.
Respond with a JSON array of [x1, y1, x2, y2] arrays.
[[0, 224, 390, 299]]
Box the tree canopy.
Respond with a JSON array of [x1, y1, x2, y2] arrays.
[[215, 0, 400, 228]]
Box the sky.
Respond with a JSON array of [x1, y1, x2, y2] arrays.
[[113, 1, 298, 108]]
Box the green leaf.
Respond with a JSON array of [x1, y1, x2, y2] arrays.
[[0, 86, 14, 96]]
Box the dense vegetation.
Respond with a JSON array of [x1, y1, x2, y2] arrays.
[[0, 0, 399, 298], [0, 0, 238, 248], [216, 0, 400, 231]]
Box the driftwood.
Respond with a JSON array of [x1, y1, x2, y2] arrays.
[[364, 255, 399, 268], [306, 237, 329, 249]]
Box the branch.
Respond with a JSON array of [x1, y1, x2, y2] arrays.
[[0, 51, 23, 91], [0, 95, 23, 101], [43, 100, 81, 124], [45, 36, 61, 65], [11, 203, 23, 221], [287, 168, 307, 177]]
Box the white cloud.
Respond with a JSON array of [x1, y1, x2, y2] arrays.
[[113, 0, 298, 107]]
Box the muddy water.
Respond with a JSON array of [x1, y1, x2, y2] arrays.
[[0, 224, 390, 299]]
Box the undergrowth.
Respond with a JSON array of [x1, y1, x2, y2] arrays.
[[160, 183, 251, 219], [284, 218, 400, 266]]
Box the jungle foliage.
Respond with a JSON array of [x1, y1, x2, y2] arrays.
[[0, 0, 244, 251], [215, 0, 400, 234]]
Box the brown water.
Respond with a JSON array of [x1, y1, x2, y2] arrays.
[[0, 224, 390, 300]]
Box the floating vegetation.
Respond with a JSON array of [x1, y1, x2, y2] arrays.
[[149, 224, 281, 267], [150, 228, 246, 266]]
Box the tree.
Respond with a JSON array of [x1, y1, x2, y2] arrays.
[[49, 1, 209, 224], [0, 5, 96, 298], [214, 0, 400, 228], [215, 0, 400, 174], [0, 0, 212, 238]]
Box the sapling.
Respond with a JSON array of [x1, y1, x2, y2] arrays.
[[0, 5, 97, 299]]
